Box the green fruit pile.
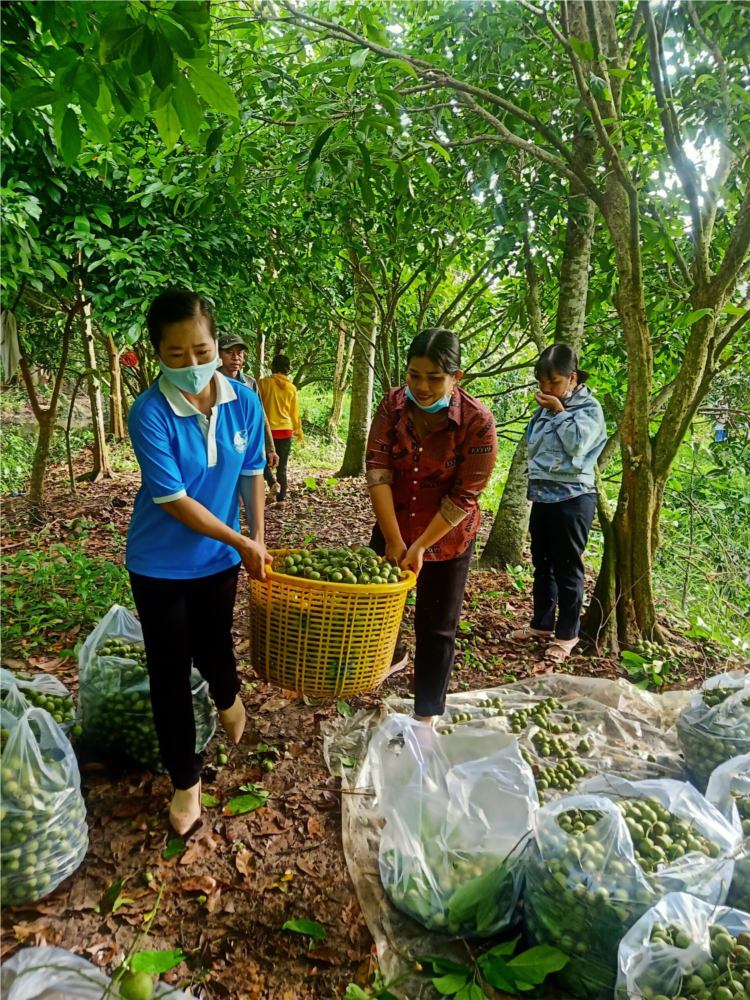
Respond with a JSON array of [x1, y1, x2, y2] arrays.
[[678, 682, 750, 789], [79, 637, 215, 770], [531, 731, 592, 804], [615, 797, 721, 873], [632, 639, 681, 660], [636, 924, 750, 1000], [525, 803, 657, 999], [277, 547, 408, 585], [383, 848, 519, 937], [0, 713, 88, 905]]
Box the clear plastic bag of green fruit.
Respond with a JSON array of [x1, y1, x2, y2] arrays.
[[582, 775, 739, 901], [616, 891, 750, 1000], [677, 672, 750, 791], [369, 714, 536, 937], [706, 752, 750, 910], [0, 706, 88, 906], [1, 944, 196, 999], [0, 667, 76, 733], [78, 605, 216, 771], [524, 793, 658, 1000], [524, 776, 739, 1000]]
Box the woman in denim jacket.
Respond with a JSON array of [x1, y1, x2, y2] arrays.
[[509, 345, 607, 661]]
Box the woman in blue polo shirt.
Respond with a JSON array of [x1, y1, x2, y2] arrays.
[[126, 289, 270, 835]]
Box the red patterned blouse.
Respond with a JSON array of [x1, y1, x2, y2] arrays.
[[365, 385, 497, 561]]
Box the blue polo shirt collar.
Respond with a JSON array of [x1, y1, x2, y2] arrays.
[[158, 371, 237, 468]]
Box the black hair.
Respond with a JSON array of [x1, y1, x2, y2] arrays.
[[271, 354, 291, 374], [406, 327, 461, 375], [146, 290, 216, 352], [534, 344, 590, 384]]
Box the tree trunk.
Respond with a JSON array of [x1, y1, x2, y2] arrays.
[[582, 175, 658, 647], [78, 301, 114, 482], [20, 298, 79, 508], [481, 436, 530, 569], [579, 468, 618, 651], [481, 183, 595, 568], [254, 330, 265, 381], [106, 334, 125, 441], [134, 342, 152, 391], [337, 255, 376, 478], [28, 413, 54, 508], [327, 321, 354, 439]]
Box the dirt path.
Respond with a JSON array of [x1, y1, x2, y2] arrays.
[[0, 455, 697, 999]]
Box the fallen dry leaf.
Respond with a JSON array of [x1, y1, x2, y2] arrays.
[[256, 810, 292, 836], [296, 858, 320, 878], [205, 888, 222, 913], [180, 833, 218, 866], [307, 816, 324, 839], [259, 695, 293, 713], [236, 850, 255, 876], [13, 923, 54, 942], [181, 876, 217, 893], [306, 946, 344, 966]]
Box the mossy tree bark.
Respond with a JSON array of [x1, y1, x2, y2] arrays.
[[337, 253, 377, 477]]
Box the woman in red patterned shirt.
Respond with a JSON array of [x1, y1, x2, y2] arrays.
[[366, 329, 497, 723]]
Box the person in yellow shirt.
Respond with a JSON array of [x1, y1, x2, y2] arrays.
[[258, 355, 304, 508]]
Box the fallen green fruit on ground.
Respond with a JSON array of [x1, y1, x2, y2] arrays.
[[118, 969, 154, 1000]]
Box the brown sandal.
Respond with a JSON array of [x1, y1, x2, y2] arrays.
[[507, 626, 553, 642], [545, 637, 579, 662]]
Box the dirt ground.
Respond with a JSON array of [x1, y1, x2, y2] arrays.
[[0, 454, 709, 998]]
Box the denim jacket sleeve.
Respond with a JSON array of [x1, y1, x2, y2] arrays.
[[549, 398, 606, 458]]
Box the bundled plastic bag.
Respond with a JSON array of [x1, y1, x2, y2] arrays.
[[525, 778, 738, 1000], [0, 667, 76, 732], [369, 714, 536, 937], [706, 752, 750, 910], [0, 706, 88, 906], [78, 605, 216, 770], [677, 671, 750, 790], [616, 892, 750, 1000], [1, 946, 193, 999]]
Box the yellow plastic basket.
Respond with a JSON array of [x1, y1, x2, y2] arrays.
[[249, 549, 416, 697]]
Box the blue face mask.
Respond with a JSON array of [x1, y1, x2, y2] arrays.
[[159, 355, 219, 395], [405, 386, 452, 414]]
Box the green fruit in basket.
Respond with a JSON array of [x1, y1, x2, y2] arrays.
[[273, 547, 409, 586]]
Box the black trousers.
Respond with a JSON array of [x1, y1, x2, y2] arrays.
[[529, 493, 597, 640], [129, 564, 241, 790], [264, 436, 292, 501], [370, 525, 474, 717]]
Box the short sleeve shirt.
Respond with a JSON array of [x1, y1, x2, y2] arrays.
[[365, 386, 497, 561], [126, 371, 266, 580]]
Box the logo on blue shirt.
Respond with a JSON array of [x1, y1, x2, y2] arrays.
[[233, 430, 249, 453]]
